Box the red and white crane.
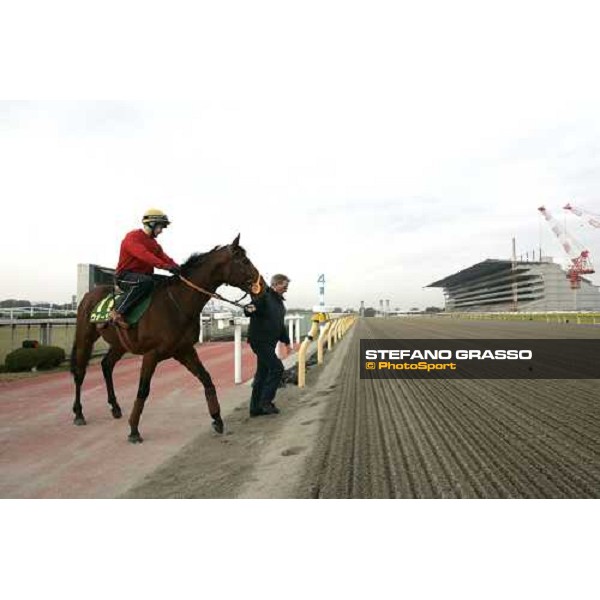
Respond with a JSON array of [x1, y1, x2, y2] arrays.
[[563, 202, 600, 229], [538, 205, 594, 289]]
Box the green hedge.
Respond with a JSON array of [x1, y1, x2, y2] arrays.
[[4, 345, 66, 372]]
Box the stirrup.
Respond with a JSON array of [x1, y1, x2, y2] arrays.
[[109, 310, 130, 330]]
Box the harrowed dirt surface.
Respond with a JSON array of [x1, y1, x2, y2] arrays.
[[299, 318, 600, 498]]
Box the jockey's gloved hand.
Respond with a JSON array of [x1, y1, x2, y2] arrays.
[[168, 265, 182, 276]]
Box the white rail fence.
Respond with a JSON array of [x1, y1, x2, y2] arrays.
[[0, 306, 76, 319]]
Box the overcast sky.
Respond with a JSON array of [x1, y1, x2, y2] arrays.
[[2, 1, 600, 309]]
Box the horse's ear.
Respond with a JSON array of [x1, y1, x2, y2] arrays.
[[231, 234, 240, 249]]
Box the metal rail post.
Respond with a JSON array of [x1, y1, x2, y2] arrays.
[[234, 321, 242, 384]]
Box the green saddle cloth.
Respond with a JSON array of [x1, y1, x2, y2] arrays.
[[89, 292, 152, 326]]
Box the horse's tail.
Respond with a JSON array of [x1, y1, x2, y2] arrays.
[[70, 294, 85, 376]]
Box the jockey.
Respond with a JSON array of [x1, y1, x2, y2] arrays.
[[110, 209, 181, 329]]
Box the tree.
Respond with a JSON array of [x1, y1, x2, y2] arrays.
[[0, 299, 31, 308]]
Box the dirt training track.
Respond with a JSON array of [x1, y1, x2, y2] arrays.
[[302, 318, 600, 498]]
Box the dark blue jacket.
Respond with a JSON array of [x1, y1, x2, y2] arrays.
[[244, 288, 290, 345]]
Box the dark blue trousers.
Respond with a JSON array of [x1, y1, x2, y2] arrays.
[[115, 271, 155, 315], [249, 340, 284, 411]]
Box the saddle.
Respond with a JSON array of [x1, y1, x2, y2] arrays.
[[89, 288, 152, 327]]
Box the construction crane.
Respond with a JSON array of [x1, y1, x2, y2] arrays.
[[563, 202, 600, 229], [538, 205, 594, 289]]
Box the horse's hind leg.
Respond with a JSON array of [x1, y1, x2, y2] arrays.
[[174, 346, 223, 434], [101, 346, 125, 419], [71, 325, 99, 426]]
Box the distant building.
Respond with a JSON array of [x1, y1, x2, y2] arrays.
[[427, 258, 600, 312], [77, 264, 116, 304]]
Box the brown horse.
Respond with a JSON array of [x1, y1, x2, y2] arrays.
[[70, 234, 264, 443]]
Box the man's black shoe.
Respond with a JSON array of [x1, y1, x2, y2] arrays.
[[249, 404, 279, 417], [249, 408, 268, 417]]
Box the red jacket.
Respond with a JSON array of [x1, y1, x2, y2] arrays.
[[116, 229, 178, 275]]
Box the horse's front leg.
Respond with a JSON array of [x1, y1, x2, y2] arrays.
[[128, 352, 159, 443], [174, 346, 223, 434]]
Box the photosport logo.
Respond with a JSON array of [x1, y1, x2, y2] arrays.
[[359, 339, 600, 379]]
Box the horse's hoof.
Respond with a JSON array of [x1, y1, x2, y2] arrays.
[[128, 433, 144, 444], [73, 416, 87, 426], [212, 419, 224, 434], [111, 406, 122, 419]]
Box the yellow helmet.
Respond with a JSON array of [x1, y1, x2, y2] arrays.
[[142, 208, 171, 227]]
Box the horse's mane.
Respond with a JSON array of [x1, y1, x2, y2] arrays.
[[181, 245, 223, 274], [157, 246, 246, 287], [156, 244, 246, 288]]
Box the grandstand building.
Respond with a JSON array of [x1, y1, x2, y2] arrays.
[[427, 258, 600, 312], [77, 264, 116, 304]]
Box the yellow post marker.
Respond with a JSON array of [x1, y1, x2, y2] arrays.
[[336, 318, 344, 341], [317, 321, 332, 365], [334, 317, 344, 340], [346, 316, 354, 334], [327, 319, 339, 351], [298, 319, 321, 388]]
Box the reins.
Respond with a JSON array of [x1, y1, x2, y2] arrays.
[[178, 273, 262, 309]]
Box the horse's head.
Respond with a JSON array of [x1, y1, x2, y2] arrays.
[[222, 234, 265, 297], [179, 235, 265, 298]]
